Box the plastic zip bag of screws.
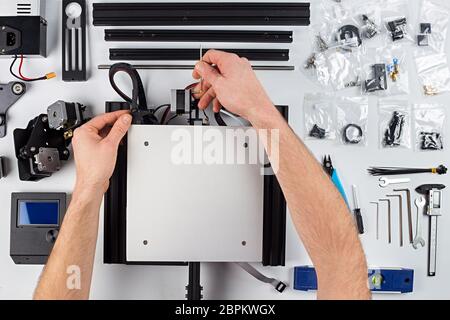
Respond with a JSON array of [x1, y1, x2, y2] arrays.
[[360, 45, 409, 96], [303, 27, 362, 92], [316, 0, 354, 25], [336, 97, 369, 147], [380, 0, 414, 44], [303, 93, 336, 141], [414, 52, 450, 96], [303, 24, 333, 89], [378, 100, 411, 150], [413, 104, 446, 152], [415, 0, 450, 53], [351, 0, 384, 47]]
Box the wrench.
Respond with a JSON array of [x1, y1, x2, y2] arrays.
[[379, 177, 411, 188], [413, 197, 426, 249]]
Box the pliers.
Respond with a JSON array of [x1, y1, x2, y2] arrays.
[[323, 155, 349, 206]]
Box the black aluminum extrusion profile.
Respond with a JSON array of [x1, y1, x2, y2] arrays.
[[262, 106, 288, 267], [93, 2, 310, 26], [109, 48, 290, 61], [103, 101, 186, 266], [105, 29, 294, 43], [186, 262, 203, 300]]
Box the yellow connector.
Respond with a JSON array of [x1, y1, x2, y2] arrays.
[[45, 72, 57, 80]]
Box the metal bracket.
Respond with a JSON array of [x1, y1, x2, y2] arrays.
[[62, 0, 87, 81], [0, 82, 26, 138], [13, 101, 90, 181], [364, 64, 387, 93]]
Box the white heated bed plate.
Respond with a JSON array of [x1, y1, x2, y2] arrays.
[[126, 125, 264, 262]]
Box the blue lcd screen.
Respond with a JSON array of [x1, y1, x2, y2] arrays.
[[18, 200, 59, 226]]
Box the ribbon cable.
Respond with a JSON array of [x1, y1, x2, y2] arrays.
[[236, 263, 287, 293]]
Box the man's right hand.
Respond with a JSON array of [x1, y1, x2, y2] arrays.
[[192, 50, 276, 123], [72, 111, 132, 194]]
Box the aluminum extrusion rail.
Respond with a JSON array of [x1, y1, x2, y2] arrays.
[[109, 48, 290, 61], [104, 29, 294, 43], [93, 2, 310, 26]]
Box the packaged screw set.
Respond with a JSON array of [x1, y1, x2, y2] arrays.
[[413, 104, 446, 152], [303, 94, 369, 147], [303, 93, 337, 141], [378, 100, 411, 150], [305, 0, 450, 97]]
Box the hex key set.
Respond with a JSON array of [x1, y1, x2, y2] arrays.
[[93, 2, 310, 26]]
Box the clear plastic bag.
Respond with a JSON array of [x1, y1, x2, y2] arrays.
[[414, 52, 450, 96], [303, 3, 364, 91], [361, 45, 409, 96], [351, 0, 383, 47], [336, 97, 369, 146], [318, 0, 353, 24], [380, 0, 414, 44], [379, 100, 411, 149], [415, 0, 450, 53], [325, 47, 362, 91], [304, 93, 336, 141], [413, 104, 446, 152], [303, 39, 362, 91]]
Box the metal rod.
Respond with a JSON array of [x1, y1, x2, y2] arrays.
[[98, 64, 296, 71]]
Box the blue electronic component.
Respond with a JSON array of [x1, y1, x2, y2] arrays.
[[294, 266, 414, 293], [18, 200, 59, 226]]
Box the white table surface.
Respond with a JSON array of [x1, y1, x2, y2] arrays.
[[0, 0, 449, 300]]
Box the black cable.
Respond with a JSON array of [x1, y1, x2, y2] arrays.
[[9, 55, 50, 82], [167, 114, 179, 124], [9, 55, 23, 81], [108, 63, 148, 111], [154, 104, 171, 113]]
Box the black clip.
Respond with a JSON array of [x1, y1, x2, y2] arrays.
[[275, 281, 287, 293]]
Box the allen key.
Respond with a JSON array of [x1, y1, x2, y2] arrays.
[[387, 194, 404, 247], [379, 199, 392, 244], [393, 189, 413, 244], [370, 202, 380, 240]]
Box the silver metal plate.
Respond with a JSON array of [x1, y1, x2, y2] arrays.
[[126, 125, 264, 262]]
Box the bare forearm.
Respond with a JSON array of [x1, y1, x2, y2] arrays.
[[250, 106, 370, 300], [34, 185, 103, 300]]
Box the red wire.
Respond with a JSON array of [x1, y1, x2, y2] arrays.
[[18, 55, 33, 81]]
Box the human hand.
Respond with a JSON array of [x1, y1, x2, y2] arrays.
[[192, 50, 275, 123], [72, 111, 132, 194]]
